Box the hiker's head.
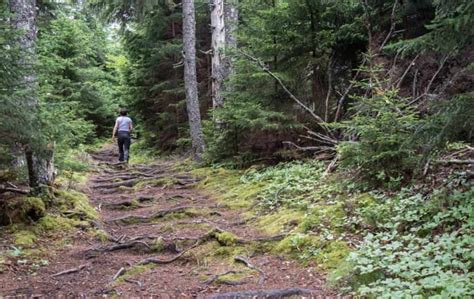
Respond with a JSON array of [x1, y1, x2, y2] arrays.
[[119, 108, 128, 116]]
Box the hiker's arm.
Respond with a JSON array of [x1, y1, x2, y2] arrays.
[[129, 122, 133, 133], [112, 120, 118, 138]]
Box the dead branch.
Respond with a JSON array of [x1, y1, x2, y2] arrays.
[[379, 0, 400, 52], [206, 288, 318, 299], [112, 267, 126, 281], [51, 264, 87, 277], [0, 185, 29, 194], [237, 50, 327, 127], [434, 159, 474, 165], [409, 54, 450, 105], [395, 54, 420, 89], [234, 255, 265, 285], [124, 278, 143, 287]]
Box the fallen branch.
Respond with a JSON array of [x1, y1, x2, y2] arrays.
[[0, 185, 29, 194], [112, 267, 126, 281], [124, 278, 143, 287], [434, 159, 474, 165], [206, 288, 318, 299], [237, 50, 329, 131], [51, 264, 87, 277], [234, 255, 265, 285]]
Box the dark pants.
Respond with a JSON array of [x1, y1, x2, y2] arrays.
[[117, 131, 131, 162]]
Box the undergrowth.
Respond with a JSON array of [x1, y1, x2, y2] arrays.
[[192, 158, 473, 297]]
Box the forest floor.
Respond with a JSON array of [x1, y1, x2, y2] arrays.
[[0, 145, 335, 297]]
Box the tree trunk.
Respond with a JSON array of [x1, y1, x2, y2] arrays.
[[211, 0, 238, 109], [183, 0, 205, 159], [9, 0, 54, 189]]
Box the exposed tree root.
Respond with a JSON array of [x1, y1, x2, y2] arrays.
[[205, 288, 318, 298], [100, 196, 158, 209], [204, 270, 247, 286], [107, 206, 201, 224], [51, 264, 87, 277], [234, 255, 265, 285], [139, 240, 201, 265]]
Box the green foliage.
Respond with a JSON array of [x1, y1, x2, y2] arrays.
[[336, 68, 425, 188], [204, 97, 288, 164], [242, 160, 325, 209], [37, 11, 120, 148], [343, 186, 474, 297]]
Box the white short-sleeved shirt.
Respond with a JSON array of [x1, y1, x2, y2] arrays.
[[116, 116, 132, 132]]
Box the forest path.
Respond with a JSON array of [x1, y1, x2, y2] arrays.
[[1, 145, 334, 298]]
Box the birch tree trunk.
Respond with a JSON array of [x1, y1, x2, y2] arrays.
[[10, 0, 55, 190], [183, 0, 205, 159], [211, 0, 238, 109]]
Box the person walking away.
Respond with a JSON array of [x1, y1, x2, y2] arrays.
[[112, 108, 133, 162]]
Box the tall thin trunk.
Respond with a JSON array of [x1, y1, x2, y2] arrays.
[[183, 0, 205, 159], [10, 0, 54, 190], [211, 0, 238, 109]]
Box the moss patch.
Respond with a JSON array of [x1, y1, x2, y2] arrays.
[[258, 209, 305, 235], [13, 230, 37, 247], [115, 264, 155, 285], [37, 215, 76, 232], [55, 189, 98, 221], [215, 231, 238, 246]]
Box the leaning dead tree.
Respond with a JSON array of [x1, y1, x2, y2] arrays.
[[183, 0, 205, 159]]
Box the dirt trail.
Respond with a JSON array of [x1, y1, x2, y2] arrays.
[[0, 146, 334, 298]]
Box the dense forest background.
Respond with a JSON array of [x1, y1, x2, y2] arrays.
[[1, 0, 473, 297]]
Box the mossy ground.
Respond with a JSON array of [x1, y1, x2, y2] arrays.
[[189, 164, 357, 273]]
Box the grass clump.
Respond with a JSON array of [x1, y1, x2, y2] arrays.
[[13, 230, 37, 247], [215, 231, 238, 246]]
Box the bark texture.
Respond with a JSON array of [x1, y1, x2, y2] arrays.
[[10, 0, 54, 188], [183, 0, 205, 158], [211, 0, 238, 109]]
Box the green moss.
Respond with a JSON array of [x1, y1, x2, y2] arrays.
[[115, 264, 155, 285], [23, 197, 46, 220], [215, 271, 251, 285], [92, 229, 109, 242], [14, 230, 37, 247], [300, 203, 346, 233], [258, 209, 305, 235], [37, 215, 75, 232], [55, 189, 98, 221], [314, 240, 351, 270], [193, 167, 259, 210], [151, 237, 166, 252], [275, 233, 321, 255], [215, 231, 238, 246]]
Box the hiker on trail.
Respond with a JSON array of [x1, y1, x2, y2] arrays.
[[112, 108, 133, 162]]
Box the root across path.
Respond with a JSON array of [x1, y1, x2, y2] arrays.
[[0, 145, 334, 297]]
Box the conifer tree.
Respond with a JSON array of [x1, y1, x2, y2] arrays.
[[183, 0, 205, 159]]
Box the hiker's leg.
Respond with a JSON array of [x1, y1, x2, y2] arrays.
[[123, 134, 131, 162], [117, 134, 125, 162]]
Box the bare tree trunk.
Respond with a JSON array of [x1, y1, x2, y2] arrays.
[[183, 0, 205, 159], [10, 0, 54, 190], [211, 0, 238, 109]]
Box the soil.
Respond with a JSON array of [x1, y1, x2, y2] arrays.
[[0, 145, 335, 298]]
